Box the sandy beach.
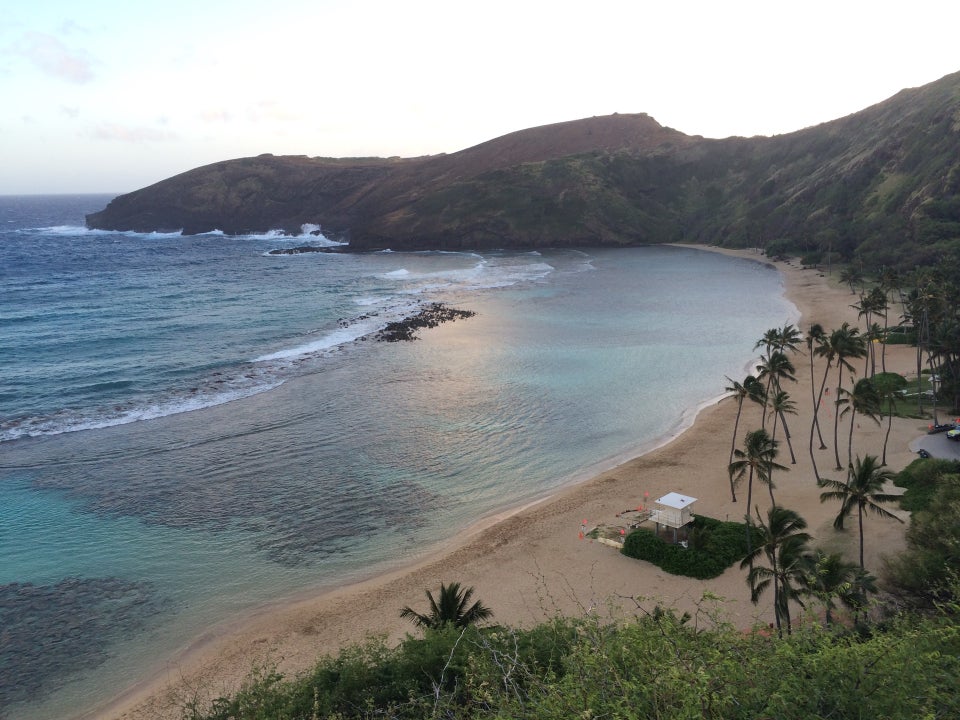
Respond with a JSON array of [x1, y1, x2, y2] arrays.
[[94, 246, 925, 720]]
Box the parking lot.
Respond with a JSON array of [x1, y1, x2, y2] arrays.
[[911, 426, 960, 460]]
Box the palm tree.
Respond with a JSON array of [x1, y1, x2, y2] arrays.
[[838, 266, 863, 294], [827, 324, 867, 470], [768, 389, 798, 465], [754, 324, 801, 427], [837, 377, 882, 467], [756, 324, 802, 359], [810, 325, 837, 483], [871, 372, 907, 465], [801, 549, 876, 625], [725, 375, 762, 502], [729, 428, 788, 518], [806, 323, 828, 452], [818, 454, 904, 568], [400, 582, 493, 630], [740, 506, 812, 636], [852, 287, 886, 377], [878, 266, 902, 374]]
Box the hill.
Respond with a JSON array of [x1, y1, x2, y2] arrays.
[[86, 72, 960, 266]]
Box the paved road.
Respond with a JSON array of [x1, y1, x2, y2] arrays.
[[911, 429, 960, 460]]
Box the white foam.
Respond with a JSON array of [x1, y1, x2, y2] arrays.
[[0, 382, 284, 443], [253, 322, 378, 362]]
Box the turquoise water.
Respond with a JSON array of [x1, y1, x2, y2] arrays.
[[0, 196, 795, 719]]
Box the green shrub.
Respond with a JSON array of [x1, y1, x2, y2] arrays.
[[895, 458, 960, 511], [187, 604, 960, 720], [886, 475, 960, 604], [621, 516, 760, 579]]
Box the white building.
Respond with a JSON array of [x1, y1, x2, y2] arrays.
[[649, 492, 697, 542]]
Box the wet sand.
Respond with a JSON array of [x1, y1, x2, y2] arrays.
[[93, 246, 923, 719]]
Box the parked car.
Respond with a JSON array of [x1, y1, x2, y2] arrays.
[[947, 428, 960, 440]]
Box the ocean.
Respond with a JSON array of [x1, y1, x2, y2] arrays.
[[0, 194, 795, 719]]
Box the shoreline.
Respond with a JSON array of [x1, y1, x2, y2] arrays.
[[92, 244, 919, 720]]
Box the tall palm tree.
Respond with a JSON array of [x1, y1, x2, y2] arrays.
[[755, 324, 801, 359], [837, 377, 882, 467], [871, 372, 907, 465], [878, 266, 902, 374], [801, 549, 876, 625], [400, 582, 493, 630], [729, 428, 788, 518], [756, 351, 796, 430], [740, 506, 812, 636], [818, 454, 904, 569], [724, 375, 760, 501], [806, 323, 828, 453], [838, 266, 863, 295], [827, 324, 867, 470], [769, 389, 798, 465], [852, 287, 886, 377]]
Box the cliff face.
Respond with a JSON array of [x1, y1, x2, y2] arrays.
[[87, 72, 960, 264]]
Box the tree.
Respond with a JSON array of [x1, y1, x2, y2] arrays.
[[724, 375, 762, 501], [871, 372, 908, 465], [806, 323, 828, 450], [755, 323, 803, 358], [800, 549, 876, 625], [740, 506, 812, 636], [769, 389, 798, 465], [756, 351, 796, 431], [400, 582, 493, 630], [837, 377, 881, 467], [838, 266, 863, 294], [729, 428, 788, 519], [818, 454, 904, 569], [825, 323, 867, 470]]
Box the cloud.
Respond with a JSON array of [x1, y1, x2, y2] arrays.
[[91, 123, 177, 143], [17, 31, 94, 83]]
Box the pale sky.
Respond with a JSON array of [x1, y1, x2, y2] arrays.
[[2, 0, 958, 194]]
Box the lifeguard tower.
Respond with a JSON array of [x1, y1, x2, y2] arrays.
[[649, 492, 697, 544]]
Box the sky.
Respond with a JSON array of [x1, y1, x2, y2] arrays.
[[2, 0, 959, 195]]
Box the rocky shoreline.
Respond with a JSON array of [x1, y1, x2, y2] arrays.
[[375, 303, 476, 342]]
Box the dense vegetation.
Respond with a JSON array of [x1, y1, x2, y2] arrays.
[[621, 515, 761, 578], [186, 598, 960, 720]]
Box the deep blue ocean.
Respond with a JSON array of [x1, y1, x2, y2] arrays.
[[0, 194, 795, 719]]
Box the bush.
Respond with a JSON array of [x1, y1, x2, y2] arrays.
[[895, 458, 960, 511], [187, 605, 960, 720], [621, 516, 760, 579], [886, 475, 960, 604]]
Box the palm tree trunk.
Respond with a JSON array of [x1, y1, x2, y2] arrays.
[[833, 364, 844, 470], [728, 399, 743, 502], [769, 415, 780, 507], [881, 312, 889, 373], [882, 406, 893, 466], [847, 408, 856, 468], [772, 554, 783, 637], [810, 353, 827, 448], [778, 410, 797, 464], [857, 502, 865, 569], [810, 362, 832, 483]]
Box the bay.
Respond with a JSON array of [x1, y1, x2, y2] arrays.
[[0, 195, 795, 719]]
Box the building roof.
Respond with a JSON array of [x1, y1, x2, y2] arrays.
[[655, 492, 697, 509]]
